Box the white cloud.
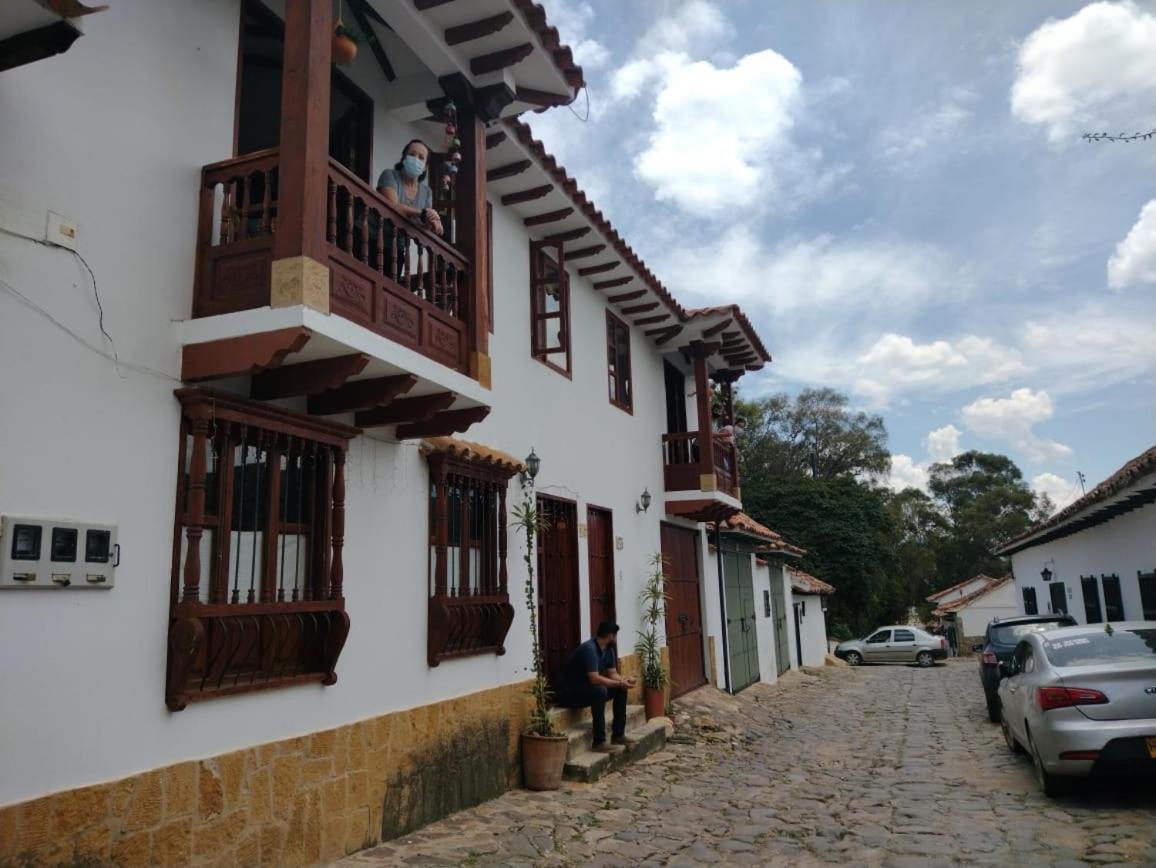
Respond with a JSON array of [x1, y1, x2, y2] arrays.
[[1011, 1, 1156, 143], [879, 88, 976, 169], [888, 454, 930, 492], [961, 388, 1073, 463], [609, 0, 731, 99], [537, 0, 610, 70], [1021, 304, 1156, 394], [1032, 471, 1082, 510], [1108, 199, 1156, 289], [926, 424, 963, 463]]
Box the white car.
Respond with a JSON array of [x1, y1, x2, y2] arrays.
[[833, 626, 947, 667], [997, 622, 1156, 796]]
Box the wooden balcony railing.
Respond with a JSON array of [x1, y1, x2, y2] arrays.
[[661, 430, 740, 499], [192, 150, 471, 375]]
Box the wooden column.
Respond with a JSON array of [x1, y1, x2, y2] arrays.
[[271, 0, 333, 313], [330, 446, 346, 599], [456, 108, 491, 387], [433, 460, 449, 597], [497, 483, 508, 595], [182, 417, 209, 603], [692, 351, 716, 492]]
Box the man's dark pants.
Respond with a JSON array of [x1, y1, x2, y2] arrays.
[[558, 684, 628, 744]]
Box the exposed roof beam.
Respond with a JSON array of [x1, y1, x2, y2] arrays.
[[578, 261, 621, 277], [396, 406, 491, 439], [514, 87, 572, 108], [594, 276, 632, 290], [622, 302, 659, 315], [308, 374, 418, 416], [355, 393, 457, 427], [181, 328, 310, 382], [720, 331, 740, 341], [414, 0, 462, 11], [543, 227, 590, 244], [608, 289, 647, 303], [701, 318, 733, 339], [486, 159, 532, 183], [633, 313, 672, 326], [654, 326, 684, 345], [444, 11, 514, 46], [501, 184, 554, 206], [564, 244, 606, 261], [523, 207, 573, 226], [470, 43, 533, 76], [485, 131, 507, 149], [250, 353, 369, 401], [348, 0, 395, 81]]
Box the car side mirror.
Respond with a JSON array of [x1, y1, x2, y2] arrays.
[[972, 643, 984, 653], [997, 661, 1011, 679]]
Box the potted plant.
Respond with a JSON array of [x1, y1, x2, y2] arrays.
[[512, 452, 568, 790], [635, 552, 670, 720], [332, 15, 358, 66]]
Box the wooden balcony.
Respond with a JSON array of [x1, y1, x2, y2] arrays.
[[662, 431, 742, 523]]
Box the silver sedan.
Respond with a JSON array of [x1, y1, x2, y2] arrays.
[[997, 622, 1156, 796], [834, 626, 948, 667]]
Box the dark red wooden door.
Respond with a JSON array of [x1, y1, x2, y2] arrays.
[[537, 496, 580, 695], [586, 507, 616, 634], [661, 523, 706, 697]]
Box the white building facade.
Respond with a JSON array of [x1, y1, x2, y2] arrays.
[[0, 2, 769, 864]]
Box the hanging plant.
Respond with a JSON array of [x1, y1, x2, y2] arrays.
[[332, 2, 358, 66]]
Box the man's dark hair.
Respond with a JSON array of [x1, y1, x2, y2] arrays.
[[596, 621, 620, 638]]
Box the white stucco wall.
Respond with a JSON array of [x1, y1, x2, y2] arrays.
[[1010, 492, 1155, 625], [0, 0, 691, 807], [956, 581, 1019, 638], [793, 593, 829, 668], [752, 560, 779, 685]]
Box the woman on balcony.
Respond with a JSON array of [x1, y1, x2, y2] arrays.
[[377, 139, 444, 237]]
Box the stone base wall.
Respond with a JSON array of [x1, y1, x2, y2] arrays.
[[1, 655, 645, 868]]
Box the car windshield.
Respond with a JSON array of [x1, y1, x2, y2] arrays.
[[991, 621, 1070, 645], [1040, 628, 1156, 667]]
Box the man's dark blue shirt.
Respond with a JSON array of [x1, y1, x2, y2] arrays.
[[561, 637, 617, 694]]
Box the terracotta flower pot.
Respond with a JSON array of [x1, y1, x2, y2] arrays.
[[521, 732, 568, 791], [332, 32, 357, 65], [644, 685, 666, 720]]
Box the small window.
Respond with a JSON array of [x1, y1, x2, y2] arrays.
[[1048, 581, 1067, 615], [893, 629, 915, 643], [1140, 571, 1156, 620], [1022, 586, 1038, 615], [529, 239, 570, 376], [1101, 574, 1125, 621], [606, 311, 633, 412], [867, 630, 891, 644], [1080, 575, 1102, 623]]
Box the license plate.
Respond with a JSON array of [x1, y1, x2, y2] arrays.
[[1147, 737, 1156, 760]]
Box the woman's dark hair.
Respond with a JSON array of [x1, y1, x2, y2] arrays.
[[394, 138, 430, 182]]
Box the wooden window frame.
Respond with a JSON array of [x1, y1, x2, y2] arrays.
[[529, 238, 571, 377], [1140, 570, 1156, 620], [605, 309, 633, 413], [426, 452, 516, 666], [1100, 573, 1125, 621], [1022, 586, 1038, 615], [165, 388, 357, 711]]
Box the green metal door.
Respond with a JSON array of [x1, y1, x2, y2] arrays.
[[770, 569, 790, 676], [722, 548, 760, 692]]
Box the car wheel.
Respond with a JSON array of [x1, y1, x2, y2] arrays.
[[1000, 710, 1023, 755], [1028, 731, 1068, 797], [844, 651, 862, 666], [916, 650, 934, 667], [987, 698, 1001, 724]]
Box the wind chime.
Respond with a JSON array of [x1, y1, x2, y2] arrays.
[[441, 100, 462, 243]]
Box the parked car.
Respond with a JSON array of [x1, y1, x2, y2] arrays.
[[975, 614, 1077, 722], [834, 626, 947, 667], [997, 622, 1156, 797]]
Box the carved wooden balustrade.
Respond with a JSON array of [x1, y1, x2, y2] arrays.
[[191, 150, 472, 375], [661, 430, 740, 498]]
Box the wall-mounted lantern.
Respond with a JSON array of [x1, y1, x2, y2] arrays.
[[635, 488, 651, 514], [521, 447, 540, 487], [1040, 560, 1054, 582]]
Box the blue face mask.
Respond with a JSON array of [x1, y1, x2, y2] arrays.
[[401, 155, 425, 179]]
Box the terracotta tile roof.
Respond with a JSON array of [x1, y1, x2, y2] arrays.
[[994, 445, 1156, 555], [933, 575, 1012, 615], [419, 437, 525, 474], [721, 513, 807, 556], [926, 573, 998, 603], [789, 568, 835, 596], [511, 0, 586, 90], [686, 305, 772, 365]]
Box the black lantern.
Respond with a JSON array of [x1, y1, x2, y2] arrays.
[[524, 448, 540, 482], [1040, 565, 1053, 582], [636, 487, 652, 513]]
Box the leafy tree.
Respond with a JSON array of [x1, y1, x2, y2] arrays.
[[885, 488, 950, 617]]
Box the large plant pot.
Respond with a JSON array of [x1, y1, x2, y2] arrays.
[[521, 732, 568, 791], [643, 685, 666, 720]]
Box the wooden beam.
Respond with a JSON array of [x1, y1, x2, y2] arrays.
[[308, 374, 417, 416], [348, 0, 395, 81], [608, 289, 647, 303], [485, 131, 507, 149], [656, 326, 684, 346], [470, 43, 533, 76], [578, 261, 620, 277], [720, 331, 740, 341], [543, 227, 590, 244], [486, 159, 532, 182], [701, 318, 733, 339], [396, 406, 491, 440], [355, 393, 456, 427], [414, 0, 459, 10], [250, 353, 369, 401], [622, 302, 659, 315], [514, 87, 572, 108], [645, 324, 679, 337], [182, 328, 310, 382], [594, 276, 631, 290], [633, 314, 671, 326], [523, 207, 573, 227], [501, 184, 553, 206], [456, 108, 490, 369], [445, 11, 513, 45], [564, 244, 605, 261]]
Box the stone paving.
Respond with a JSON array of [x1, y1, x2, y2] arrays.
[[334, 661, 1156, 867]]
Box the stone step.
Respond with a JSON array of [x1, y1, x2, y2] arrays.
[[562, 720, 667, 783], [563, 705, 646, 761]]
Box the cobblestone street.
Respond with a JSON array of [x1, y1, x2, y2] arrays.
[[336, 662, 1156, 867]]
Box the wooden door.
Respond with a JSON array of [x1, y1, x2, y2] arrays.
[[537, 496, 580, 695], [1049, 582, 1068, 615], [770, 569, 790, 676], [586, 506, 616, 634], [661, 523, 706, 697], [722, 548, 760, 692]]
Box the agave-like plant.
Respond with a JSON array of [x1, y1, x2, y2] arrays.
[[635, 553, 670, 690], [512, 476, 556, 736]]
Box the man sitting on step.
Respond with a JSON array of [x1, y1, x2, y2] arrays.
[[557, 621, 637, 753]]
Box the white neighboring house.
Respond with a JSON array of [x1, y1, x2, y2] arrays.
[[930, 574, 1018, 647], [995, 446, 1156, 626], [787, 568, 835, 668]]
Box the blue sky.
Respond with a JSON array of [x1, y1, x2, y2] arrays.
[[531, 0, 1156, 507]]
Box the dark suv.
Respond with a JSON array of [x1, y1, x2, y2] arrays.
[[975, 613, 1077, 722]]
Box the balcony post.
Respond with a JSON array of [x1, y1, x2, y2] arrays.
[[691, 348, 716, 492], [457, 107, 491, 387], [271, 0, 333, 314]]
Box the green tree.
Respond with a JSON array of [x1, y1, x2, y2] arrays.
[[885, 487, 949, 616]]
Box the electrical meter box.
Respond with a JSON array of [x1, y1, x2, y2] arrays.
[[0, 516, 118, 589]]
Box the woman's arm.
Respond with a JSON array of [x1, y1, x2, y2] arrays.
[[377, 185, 423, 220]]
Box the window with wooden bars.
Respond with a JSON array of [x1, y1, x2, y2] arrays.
[[606, 310, 633, 413], [1101, 573, 1126, 621], [425, 451, 516, 666], [529, 238, 570, 376], [165, 389, 357, 711]]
